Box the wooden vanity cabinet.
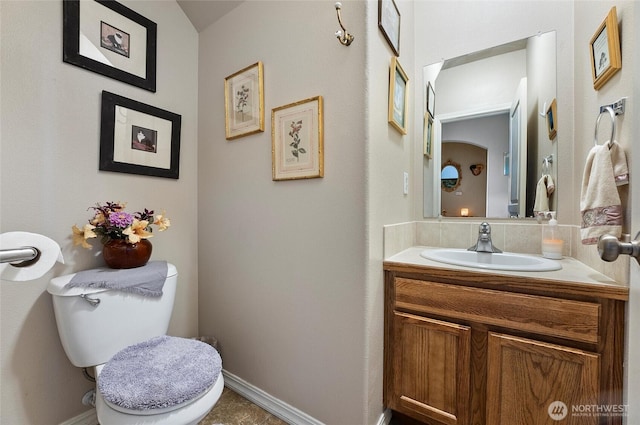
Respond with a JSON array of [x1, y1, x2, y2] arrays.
[[390, 311, 472, 424], [383, 265, 627, 425], [486, 332, 599, 424]]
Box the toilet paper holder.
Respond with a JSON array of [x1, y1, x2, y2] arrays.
[[0, 246, 41, 266]]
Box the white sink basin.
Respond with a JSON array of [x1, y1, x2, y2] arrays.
[[420, 248, 562, 272]]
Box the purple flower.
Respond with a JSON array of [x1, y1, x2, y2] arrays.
[[108, 211, 133, 228]]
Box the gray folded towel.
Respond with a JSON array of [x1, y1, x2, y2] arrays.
[[98, 336, 222, 411], [65, 261, 168, 297]]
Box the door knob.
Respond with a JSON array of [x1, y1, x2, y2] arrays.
[[598, 233, 640, 264]]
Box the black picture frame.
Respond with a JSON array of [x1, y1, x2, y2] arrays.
[[378, 0, 400, 56], [100, 91, 181, 179], [426, 82, 436, 118], [63, 0, 157, 92]]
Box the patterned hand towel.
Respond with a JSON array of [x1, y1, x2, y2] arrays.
[[65, 261, 168, 297], [580, 145, 622, 244], [609, 140, 629, 186], [533, 174, 555, 214]]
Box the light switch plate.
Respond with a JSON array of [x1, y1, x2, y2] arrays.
[[403, 172, 409, 195]]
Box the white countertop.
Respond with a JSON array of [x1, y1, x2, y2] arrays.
[[385, 246, 628, 292]]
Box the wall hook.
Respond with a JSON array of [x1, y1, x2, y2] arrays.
[[334, 2, 354, 46], [538, 101, 548, 117]]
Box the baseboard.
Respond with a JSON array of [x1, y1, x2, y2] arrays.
[[58, 409, 98, 425], [377, 408, 392, 425], [222, 369, 324, 425]]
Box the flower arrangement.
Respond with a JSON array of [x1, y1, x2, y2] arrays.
[[72, 201, 170, 249]]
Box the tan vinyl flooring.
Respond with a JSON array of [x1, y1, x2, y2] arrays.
[[199, 387, 289, 425], [199, 387, 416, 425]]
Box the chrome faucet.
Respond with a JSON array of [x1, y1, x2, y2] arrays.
[[468, 222, 502, 253]]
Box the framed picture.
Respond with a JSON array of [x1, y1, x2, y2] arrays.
[[423, 113, 433, 158], [63, 0, 157, 92], [99, 91, 181, 179], [589, 7, 621, 90], [272, 96, 324, 181], [378, 0, 400, 56], [503, 152, 510, 176], [388, 57, 409, 135], [224, 62, 265, 140], [426, 82, 435, 118], [546, 98, 558, 140]]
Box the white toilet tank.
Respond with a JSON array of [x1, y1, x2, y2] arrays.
[[47, 263, 178, 368]]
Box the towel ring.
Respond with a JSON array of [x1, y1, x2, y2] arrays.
[[594, 106, 615, 149], [542, 155, 552, 174]]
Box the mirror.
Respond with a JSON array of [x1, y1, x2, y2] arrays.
[[441, 160, 461, 192], [423, 31, 557, 219]]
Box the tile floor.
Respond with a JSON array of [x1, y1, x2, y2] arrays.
[[198, 387, 413, 425], [199, 387, 289, 425]]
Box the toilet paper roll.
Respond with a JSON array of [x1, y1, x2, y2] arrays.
[[0, 232, 64, 281]]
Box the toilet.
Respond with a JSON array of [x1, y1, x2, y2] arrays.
[[47, 262, 223, 424]]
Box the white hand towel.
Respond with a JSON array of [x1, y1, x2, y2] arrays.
[[533, 174, 554, 214], [608, 140, 629, 186], [545, 174, 555, 195], [580, 144, 622, 244]]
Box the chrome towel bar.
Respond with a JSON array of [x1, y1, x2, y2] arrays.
[[594, 106, 616, 149], [594, 98, 626, 149]]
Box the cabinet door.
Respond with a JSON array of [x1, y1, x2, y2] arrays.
[[389, 312, 471, 425], [486, 332, 599, 425]]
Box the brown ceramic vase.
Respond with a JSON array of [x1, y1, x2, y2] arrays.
[[102, 239, 152, 269]]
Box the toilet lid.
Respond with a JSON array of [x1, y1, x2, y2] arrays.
[[98, 336, 222, 415]]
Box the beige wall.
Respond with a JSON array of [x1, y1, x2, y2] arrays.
[[442, 115, 510, 218], [197, 1, 369, 423], [0, 1, 198, 423], [441, 142, 488, 218], [574, 1, 634, 234], [366, 0, 416, 422]]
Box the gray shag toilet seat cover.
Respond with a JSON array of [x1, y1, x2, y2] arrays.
[[98, 336, 222, 412]]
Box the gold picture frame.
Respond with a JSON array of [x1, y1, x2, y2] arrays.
[[441, 159, 462, 192], [546, 98, 557, 140], [224, 61, 265, 140], [388, 57, 408, 135], [272, 96, 324, 181], [423, 113, 433, 158], [589, 7, 621, 90]]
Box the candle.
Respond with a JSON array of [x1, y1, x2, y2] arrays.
[[460, 208, 469, 217], [542, 238, 563, 259]]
